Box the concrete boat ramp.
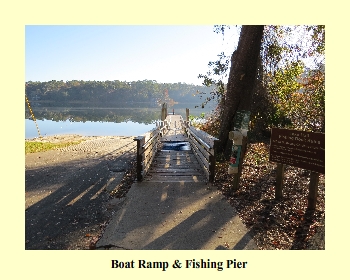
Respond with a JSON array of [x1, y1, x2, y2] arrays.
[[96, 181, 257, 250]]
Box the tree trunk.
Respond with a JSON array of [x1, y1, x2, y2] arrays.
[[218, 25, 264, 157]]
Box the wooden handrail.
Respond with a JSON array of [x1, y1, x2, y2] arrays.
[[186, 125, 219, 182], [134, 112, 218, 182], [134, 121, 169, 181], [134, 127, 160, 181]]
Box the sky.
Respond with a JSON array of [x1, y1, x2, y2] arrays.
[[25, 25, 240, 85]]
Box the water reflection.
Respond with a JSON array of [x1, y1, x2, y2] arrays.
[[25, 119, 156, 139], [25, 107, 161, 124], [25, 104, 214, 139], [161, 141, 191, 151]]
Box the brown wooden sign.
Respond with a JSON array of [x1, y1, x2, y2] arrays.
[[269, 128, 325, 174]]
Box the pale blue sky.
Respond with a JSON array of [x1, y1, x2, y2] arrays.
[[25, 25, 240, 85]]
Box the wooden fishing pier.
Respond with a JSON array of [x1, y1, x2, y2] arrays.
[[134, 106, 219, 183]]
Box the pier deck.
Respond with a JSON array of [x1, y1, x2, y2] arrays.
[[145, 114, 206, 182]]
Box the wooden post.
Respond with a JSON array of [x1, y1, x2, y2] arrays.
[[275, 163, 285, 199], [232, 135, 248, 191], [209, 140, 218, 182], [161, 104, 166, 121], [307, 172, 320, 210], [134, 137, 145, 181], [186, 108, 189, 127]]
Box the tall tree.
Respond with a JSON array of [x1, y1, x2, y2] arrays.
[[199, 25, 324, 146], [217, 25, 264, 156]]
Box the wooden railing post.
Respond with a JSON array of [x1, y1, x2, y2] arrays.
[[161, 105, 165, 121], [209, 140, 219, 182], [161, 103, 168, 121], [186, 108, 189, 125], [134, 136, 145, 181]]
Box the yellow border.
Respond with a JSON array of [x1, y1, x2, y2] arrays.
[[1, 1, 344, 279]]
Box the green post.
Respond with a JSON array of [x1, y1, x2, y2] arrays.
[[231, 135, 247, 191], [229, 110, 251, 193]]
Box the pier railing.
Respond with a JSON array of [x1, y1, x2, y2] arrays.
[[134, 106, 219, 182], [185, 124, 219, 182], [134, 121, 169, 181]]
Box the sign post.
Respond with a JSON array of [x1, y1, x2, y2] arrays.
[[275, 163, 285, 200], [228, 111, 250, 192], [308, 172, 320, 210], [269, 128, 325, 209]]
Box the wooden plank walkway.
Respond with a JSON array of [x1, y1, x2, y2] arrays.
[[144, 114, 207, 182]]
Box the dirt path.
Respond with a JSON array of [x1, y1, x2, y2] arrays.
[[25, 135, 136, 249]]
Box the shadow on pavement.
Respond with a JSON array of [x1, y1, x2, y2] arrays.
[[97, 182, 258, 250]]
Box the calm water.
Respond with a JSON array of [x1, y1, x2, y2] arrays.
[[25, 119, 156, 139], [25, 105, 213, 139]]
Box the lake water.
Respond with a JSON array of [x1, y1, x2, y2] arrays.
[[25, 105, 214, 139], [25, 119, 156, 139]]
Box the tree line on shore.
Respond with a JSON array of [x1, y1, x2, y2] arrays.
[[25, 80, 216, 108]]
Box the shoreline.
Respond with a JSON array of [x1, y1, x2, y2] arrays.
[[25, 134, 135, 143]]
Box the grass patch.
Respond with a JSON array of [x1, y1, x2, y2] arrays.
[[25, 140, 83, 154]]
